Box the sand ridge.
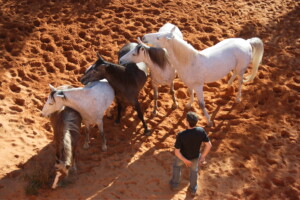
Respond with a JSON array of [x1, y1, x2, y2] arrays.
[[0, 0, 299, 199]]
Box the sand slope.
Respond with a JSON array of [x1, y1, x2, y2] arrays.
[[0, 0, 299, 199]]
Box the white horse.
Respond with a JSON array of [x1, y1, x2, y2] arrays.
[[120, 38, 177, 115], [120, 23, 183, 115], [42, 80, 115, 151], [143, 27, 264, 126]]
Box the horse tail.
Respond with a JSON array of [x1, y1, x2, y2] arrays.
[[244, 37, 264, 82], [62, 108, 81, 168], [63, 130, 73, 167]]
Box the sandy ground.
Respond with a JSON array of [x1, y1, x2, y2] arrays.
[[0, 0, 299, 199]]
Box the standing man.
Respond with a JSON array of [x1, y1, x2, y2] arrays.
[[169, 111, 212, 196]]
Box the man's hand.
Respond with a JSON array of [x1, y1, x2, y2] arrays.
[[199, 156, 207, 166], [174, 148, 192, 167], [199, 141, 212, 166], [183, 159, 192, 167]]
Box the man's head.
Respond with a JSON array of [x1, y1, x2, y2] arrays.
[[186, 111, 198, 127]]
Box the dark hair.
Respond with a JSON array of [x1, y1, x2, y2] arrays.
[[186, 111, 198, 127]]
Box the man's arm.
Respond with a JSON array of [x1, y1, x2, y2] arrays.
[[199, 141, 212, 165], [174, 148, 192, 167]]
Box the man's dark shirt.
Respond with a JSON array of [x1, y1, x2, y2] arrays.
[[175, 127, 210, 160]]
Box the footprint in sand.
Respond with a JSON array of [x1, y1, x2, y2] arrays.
[[44, 63, 56, 73], [66, 63, 77, 71], [54, 61, 65, 72], [9, 84, 21, 93], [24, 117, 34, 124], [14, 98, 25, 106], [64, 52, 79, 65], [9, 106, 23, 113], [41, 43, 55, 52]]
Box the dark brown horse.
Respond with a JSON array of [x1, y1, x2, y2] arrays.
[[80, 43, 149, 135]]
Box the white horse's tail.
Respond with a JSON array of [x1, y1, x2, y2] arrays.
[[244, 37, 264, 82]]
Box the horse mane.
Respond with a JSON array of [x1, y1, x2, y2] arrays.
[[170, 36, 199, 66], [137, 44, 170, 70], [50, 90, 67, 102]]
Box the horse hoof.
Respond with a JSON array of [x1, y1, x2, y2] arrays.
[[208, 121, 214, 127], [151, 110, 158, 117], [185, 104, 192, 109], [102, 145, 107, 152], [172, 103, 178, 109], [144, 130, 151, 136], [114, 121, 121, 126], [83, 143, 90, 149], [106, 115, 113, 120]]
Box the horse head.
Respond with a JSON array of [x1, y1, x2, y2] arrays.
[[80, 54, 109, 85], [119, 38, 149, 65], [42, 84, 66, 117], [142, 26, 176, 47]]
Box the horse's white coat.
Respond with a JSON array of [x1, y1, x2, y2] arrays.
[[42, 80, 115, 151], [120, 23, 185, 114], [119, 40, 177, 114], [143, 30, 264, 125]]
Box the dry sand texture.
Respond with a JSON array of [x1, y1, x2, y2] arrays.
[[0, 0, 299, 199]]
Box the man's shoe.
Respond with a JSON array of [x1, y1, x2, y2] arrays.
[[187, 188, 196, 197], [169, 183, 178, 191]]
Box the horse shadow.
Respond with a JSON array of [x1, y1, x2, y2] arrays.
[[0, 142, 56, 197]]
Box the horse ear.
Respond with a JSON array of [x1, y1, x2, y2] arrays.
[[49, 84, 56, 91], [170, 26, 177, 33], [140, 46, 146, 54], [56, 91, 65, 98], [138, 37, 148, 46], [166, 35, 174, 40], [97, 53, 104, 61], [137, 37, 143, 44]]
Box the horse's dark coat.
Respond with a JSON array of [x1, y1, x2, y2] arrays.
[[80, 43, 149, 134]]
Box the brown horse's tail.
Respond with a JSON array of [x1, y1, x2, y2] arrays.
[[244, 37, 264, 82]]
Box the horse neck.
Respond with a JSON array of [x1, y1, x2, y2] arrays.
[[145, 47, 169, 71], [104, 64, 126, 88], [142, 50, 157, 69], [167, 37, 199, 67]]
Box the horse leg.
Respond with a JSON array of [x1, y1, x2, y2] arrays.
[[194, 85, 213, 126], [114, 99, 122, 126], [134, 100, 150, 135], [170, 81, 178, 109], [72, 146, 77, 173], [72, 158, 77, 173], [98, 119, 107, 152], [152, 83, 158, 115], [83, 124, 90, 149], [106, 105, 113, 119], [228, 70, 237, 86], [236, 69, 246, 102], [185, 88, 194, 109]]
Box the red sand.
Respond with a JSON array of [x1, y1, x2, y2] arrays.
[[0, 0, 299, 199]]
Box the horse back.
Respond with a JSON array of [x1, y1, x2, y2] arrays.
[[50, 107, 82, 159], [124, 63, 147, 87], [50, 107, 82, 139], [201, 38, 251, 57]]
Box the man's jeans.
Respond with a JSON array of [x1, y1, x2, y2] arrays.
[[169, 156, 199, 193]]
